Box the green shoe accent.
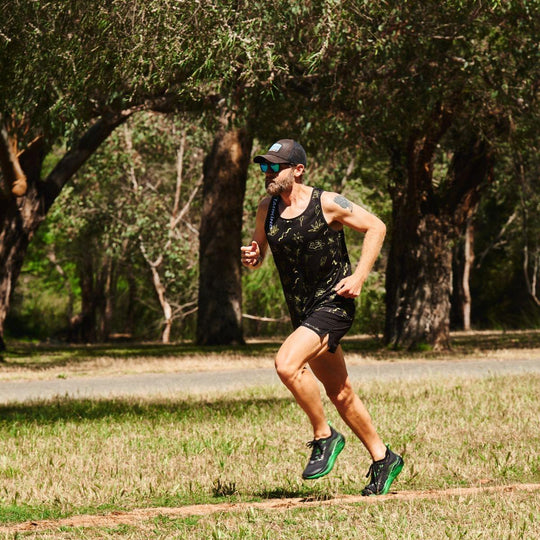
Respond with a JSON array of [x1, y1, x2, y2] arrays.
[[361, 445, 404, 496], [380, 456, 404, 494], [302, 427, 346, 480]]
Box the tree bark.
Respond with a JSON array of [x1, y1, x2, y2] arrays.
[[461, 218, 474, 331], [0, 139, 45, 351], [385, 208, 454, 350], [78, 249, 98, 343], [196, 127, 252, 345], [385, 121, 491, 350], [0, 119, 28, 197]]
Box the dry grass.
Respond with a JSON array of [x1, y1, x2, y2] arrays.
[[2, 329, 540, 382], [3, 488, 540, 539], [1, 332, 539, 537], [1, 374, 539, 536]]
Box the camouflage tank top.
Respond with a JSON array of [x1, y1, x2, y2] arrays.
[[265, 187, 355, 328]]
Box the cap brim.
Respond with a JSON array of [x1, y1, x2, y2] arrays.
[[253, 154, 289, 164]]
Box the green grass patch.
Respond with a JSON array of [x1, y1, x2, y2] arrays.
[[1, 374, 539, 530], [137, 492, 540, 540]]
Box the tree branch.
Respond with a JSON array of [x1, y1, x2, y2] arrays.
[[0, 118, 27, 198], [42, 95, 179, 211], [170, 173, 203, 231], [42, 112, 133, 210], [242, 313, 289, 323], [172, 130, 186, 219]]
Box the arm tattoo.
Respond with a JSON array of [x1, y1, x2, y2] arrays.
[[334, 195, 353, 212]]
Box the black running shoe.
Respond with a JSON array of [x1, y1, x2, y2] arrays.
[[302, 426, 345, 480], [361, 445, 404, 496]]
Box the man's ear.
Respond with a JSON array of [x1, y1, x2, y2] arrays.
[[293, 164, 305, 178]]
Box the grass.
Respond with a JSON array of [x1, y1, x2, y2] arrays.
[[0, 371, 539, 538], [74, 492, 539, 540], [0, 332, 539, 537], [2, 329, 540, 381]]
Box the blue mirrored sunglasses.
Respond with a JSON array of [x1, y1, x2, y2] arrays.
[[260, 162, 293, 173]]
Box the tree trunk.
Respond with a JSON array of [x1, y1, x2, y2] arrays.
[[0, 140, 45, 351], [0, 119, 28, 197], [102, 256, 116, 340], [385, 210, 454, 350], [385, 121, 491, 350], [78, 250, 98, 343], [461, 218, 474, 331], [196, 127, 252, 345]]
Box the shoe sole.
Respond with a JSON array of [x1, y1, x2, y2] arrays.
[[363, 456, 404, 496], [302, 436, 345, 480]]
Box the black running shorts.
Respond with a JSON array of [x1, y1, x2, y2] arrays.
[[300, 308, 354, 353]]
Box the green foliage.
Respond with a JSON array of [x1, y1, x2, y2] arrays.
[[0, 0, 247, 143], [350, 272, 386, 338], [242, 261, 290, 337], [9, 112, 208, 341], [317, 0, 539, 141], [6, 276, 74, 341], [3, 0, 539, 344], [471, 140, 540, 329]]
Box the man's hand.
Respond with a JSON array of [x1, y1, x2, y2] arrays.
[[334, 275, 363, 298], [240, 240, 262, 268]]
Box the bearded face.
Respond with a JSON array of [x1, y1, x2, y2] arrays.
[[265, 167, 295, 196]]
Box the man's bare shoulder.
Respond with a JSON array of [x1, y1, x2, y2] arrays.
[[321, 191, 355, 213]]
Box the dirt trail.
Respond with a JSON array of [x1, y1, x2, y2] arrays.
[[2, 355, 540, 404], [2, 483, 539, 533]]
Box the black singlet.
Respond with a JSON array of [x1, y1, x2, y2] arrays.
[[265, 188, 355, 348]]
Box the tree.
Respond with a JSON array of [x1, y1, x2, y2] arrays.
[[0, 0, 242, 349], [197, 123, 252, 345], [309, 0, 539, 348], [468, 133, 540, 328], [2, 1, 538, 351], [122, 117, 203, 343], [23, 112, 206, 343], [194, 1, 313, 345]]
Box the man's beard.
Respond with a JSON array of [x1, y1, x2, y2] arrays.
[[265, 169, 294, 196]]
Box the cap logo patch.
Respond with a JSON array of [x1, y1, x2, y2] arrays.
[[269, 143, 282, 152]]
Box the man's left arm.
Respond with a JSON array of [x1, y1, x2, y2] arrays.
[[322, 192, 386, 299]]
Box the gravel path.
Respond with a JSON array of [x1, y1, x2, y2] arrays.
[[1, 357, 540, 404]]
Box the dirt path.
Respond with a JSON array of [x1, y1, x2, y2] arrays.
[[2, 483, 539, 533], [2, 356, 540, 404]]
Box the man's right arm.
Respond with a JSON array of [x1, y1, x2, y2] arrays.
[[241, 197, 270, 269]]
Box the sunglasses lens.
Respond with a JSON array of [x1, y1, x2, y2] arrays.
[[260, 162, 284, 173]]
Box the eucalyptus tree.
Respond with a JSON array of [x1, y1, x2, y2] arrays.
[[122, 116, 204, 343], [194, 1, 332, 345], [308, 0, 539, 349], [0, 0, 239, 349]]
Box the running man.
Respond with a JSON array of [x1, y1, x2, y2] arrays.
[[241, 139, 403, 495]]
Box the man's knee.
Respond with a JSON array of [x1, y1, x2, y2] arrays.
[[275, 352, 304, 385], [327, 383, 355, 409]]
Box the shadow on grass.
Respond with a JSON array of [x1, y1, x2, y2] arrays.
[[253, 487, 334, 502], [2, 341, 282, 370], [0, 395, 294, 426], [2, 329, 539, 373]]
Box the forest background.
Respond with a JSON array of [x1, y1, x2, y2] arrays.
[[0, 0, 539, 352]]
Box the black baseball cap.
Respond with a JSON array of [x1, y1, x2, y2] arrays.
[[253, 139, 307, 166]]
